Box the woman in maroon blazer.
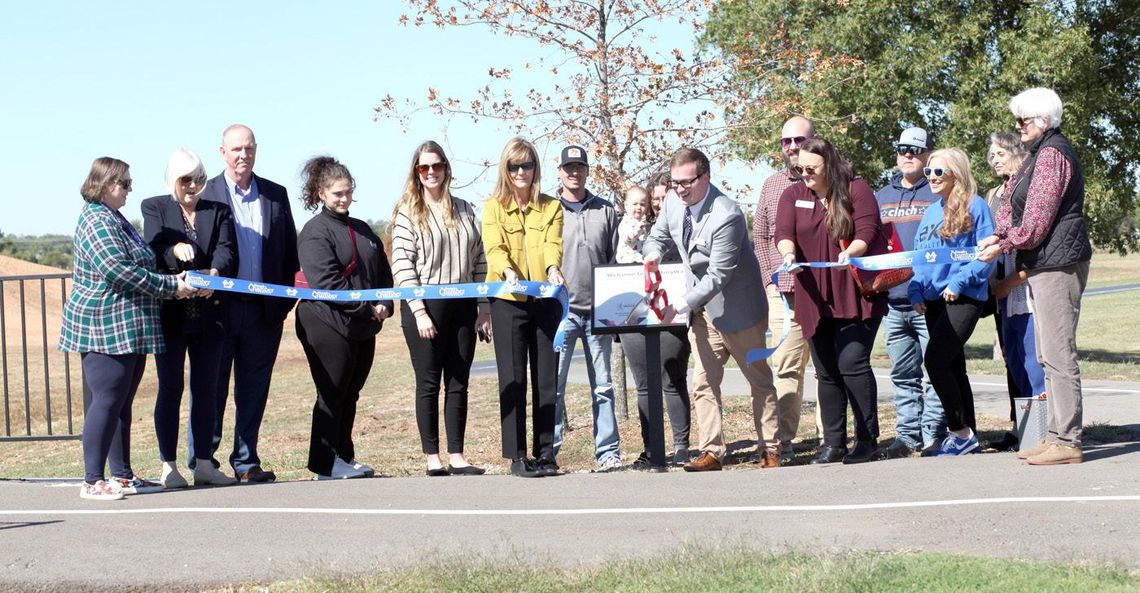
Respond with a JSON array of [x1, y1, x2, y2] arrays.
[[774, 138, 887, 465]]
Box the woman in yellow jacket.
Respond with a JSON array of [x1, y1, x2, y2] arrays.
[[482, 137, 565, 478]]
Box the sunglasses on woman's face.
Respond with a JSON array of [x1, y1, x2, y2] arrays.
[[178, 175, 206, 186], [1015, 116, 1038, 128], [792, 164, 819, 176], [923, 167, 949, 178], [416, 163, 447, 176], [508, 161, 536, 174], [114, 178, 133, 191]]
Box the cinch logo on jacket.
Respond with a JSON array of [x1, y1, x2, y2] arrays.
[[880, 203, 926, 221]]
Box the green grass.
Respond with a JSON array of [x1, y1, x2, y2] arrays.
[[205, 550, 1140, 593]]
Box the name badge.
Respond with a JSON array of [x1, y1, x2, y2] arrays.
[[795, 200, 815, 209]]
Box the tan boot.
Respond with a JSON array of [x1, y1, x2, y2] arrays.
[[1027, 443, 1083, 465], [1016, 439, 1049, 460]]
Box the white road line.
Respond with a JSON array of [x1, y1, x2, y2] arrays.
[[3, 495, 1139, 517]]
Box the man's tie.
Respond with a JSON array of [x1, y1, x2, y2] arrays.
[[682, 207, 693, 251]]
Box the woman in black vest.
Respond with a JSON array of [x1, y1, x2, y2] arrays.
[[296, 156, 394, 479], [978, 87, 1092, 466]]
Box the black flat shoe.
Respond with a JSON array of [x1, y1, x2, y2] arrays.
[[447, 464, 486, 476], [426, 467, 450, 477], [986, 431, 1019, 452], [811, 445, 848, 464], [510, 458, 542, 478], [842, 440, 879, 464]]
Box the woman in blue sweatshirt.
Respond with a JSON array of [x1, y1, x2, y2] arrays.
[[908, 147, 996, 456]]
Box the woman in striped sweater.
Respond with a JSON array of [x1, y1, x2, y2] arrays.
[[390, 141, 491, 476]]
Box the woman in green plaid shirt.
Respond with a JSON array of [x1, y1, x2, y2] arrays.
[[61, 157, 197, 501]]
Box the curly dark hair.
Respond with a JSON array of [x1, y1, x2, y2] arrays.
[[300, 156, 355, 212]]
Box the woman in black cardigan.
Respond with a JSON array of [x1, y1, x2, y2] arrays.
[[296, 156, 394, 479], [141, 148, 238, 489]]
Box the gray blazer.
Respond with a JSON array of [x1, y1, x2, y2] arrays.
[[642, 184, 767, 334]]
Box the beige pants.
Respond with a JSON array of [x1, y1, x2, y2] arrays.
[[767, 290, 811, 448], [690, 311, 779, 459]]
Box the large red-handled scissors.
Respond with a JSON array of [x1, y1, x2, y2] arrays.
[[644, 263, 669, 321]]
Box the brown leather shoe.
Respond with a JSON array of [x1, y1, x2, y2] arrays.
[[760, 450, 781, 469], [1016, 439, 1049, 460], [682, 451, 722, 472], [238, 466, 277, 483], [1026, 443, 1083, 465]]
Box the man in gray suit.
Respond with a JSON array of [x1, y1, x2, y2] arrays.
[[643, 148, 779, 471]]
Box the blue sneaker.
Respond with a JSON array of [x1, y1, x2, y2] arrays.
[[935, 431, 979, 456]]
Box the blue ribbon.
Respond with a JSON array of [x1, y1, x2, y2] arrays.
[[745, 246, 980, 365], [185, 271, 572, 352]]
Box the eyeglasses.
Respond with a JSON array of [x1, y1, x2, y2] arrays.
[[780, 136, 807, 148], [923, 167, 949, 178], [416, 163, 447, 176], [114, 179, 133, 191], [178, 175, 206, 186], [792, 165, 819, 176], [896, 145, 927, 156], [1014, 116, 1037, 128], [507, 161, 536, 174], [668, 175, 702, 189]]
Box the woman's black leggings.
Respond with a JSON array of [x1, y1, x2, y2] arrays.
[[809, 317, 881, 447], [923, 297, 983, 432], [401, 298, 477, 455]]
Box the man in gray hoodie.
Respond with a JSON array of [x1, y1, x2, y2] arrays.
[[551, 144, 622, 470]]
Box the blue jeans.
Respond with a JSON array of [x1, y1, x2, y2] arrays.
[[1002, 312, 1046, 398], [553, 312, 620, 463], [883, 305, 945, 448]]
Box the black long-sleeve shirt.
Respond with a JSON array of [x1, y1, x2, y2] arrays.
[[297, 208, 393, 340]]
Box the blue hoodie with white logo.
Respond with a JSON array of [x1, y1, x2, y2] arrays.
[[907, 195, 996, 305]]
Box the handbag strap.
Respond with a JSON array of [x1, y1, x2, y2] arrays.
[[341, 224, 359, 278]]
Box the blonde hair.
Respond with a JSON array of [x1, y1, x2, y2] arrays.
[[928, 148, 978, 239], [163, 148, 207, 196], [392, 141, 456, 230], [490, 137, 541, 207]]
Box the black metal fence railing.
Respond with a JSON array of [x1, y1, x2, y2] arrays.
[[0, 272, 82, 441]]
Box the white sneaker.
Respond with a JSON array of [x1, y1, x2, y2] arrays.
[[316, 457, 368, 480], [193, 460, 238, 486], [161, 462, 189, 489], [596, 456, 623, 472], [349, 459, 376, 477], [108, 476, 163, 495], [80, 480, 124, 501]]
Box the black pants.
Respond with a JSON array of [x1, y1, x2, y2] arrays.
[[81, 352, 146, 484], [491, 297, 560, 460], [296, 307, 376, 475], [154, 329, 223, 463], [809, 317, 881, 447], [402, 298, 477, 455], [923, 297, 983, 432], [622, 328, 692, 451]]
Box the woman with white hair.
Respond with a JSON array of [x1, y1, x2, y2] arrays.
[[908, 148, 996, 456], [978, 87, 1093, 465], [141, 149, 238, 488]]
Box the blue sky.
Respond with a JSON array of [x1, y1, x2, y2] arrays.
[[0, 2, 771, 235]]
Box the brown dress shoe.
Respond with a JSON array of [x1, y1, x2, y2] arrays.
[[682, 451, 722, 472], [760, 450, 781, 469], [238, 466, 277, 483]]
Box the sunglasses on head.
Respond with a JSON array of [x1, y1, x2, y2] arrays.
[[792, 164, 819, 176], [896, 145, 927, 156], [508, 161, 536, 173], [780, 136, 807, 148], [114, 178, 133, 191], [923, 167, 949, 178], [416, 162, 447, 176]]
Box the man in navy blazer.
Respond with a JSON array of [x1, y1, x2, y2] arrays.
[[193, 124, 299, 482], [643, 148, 778, 472]]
